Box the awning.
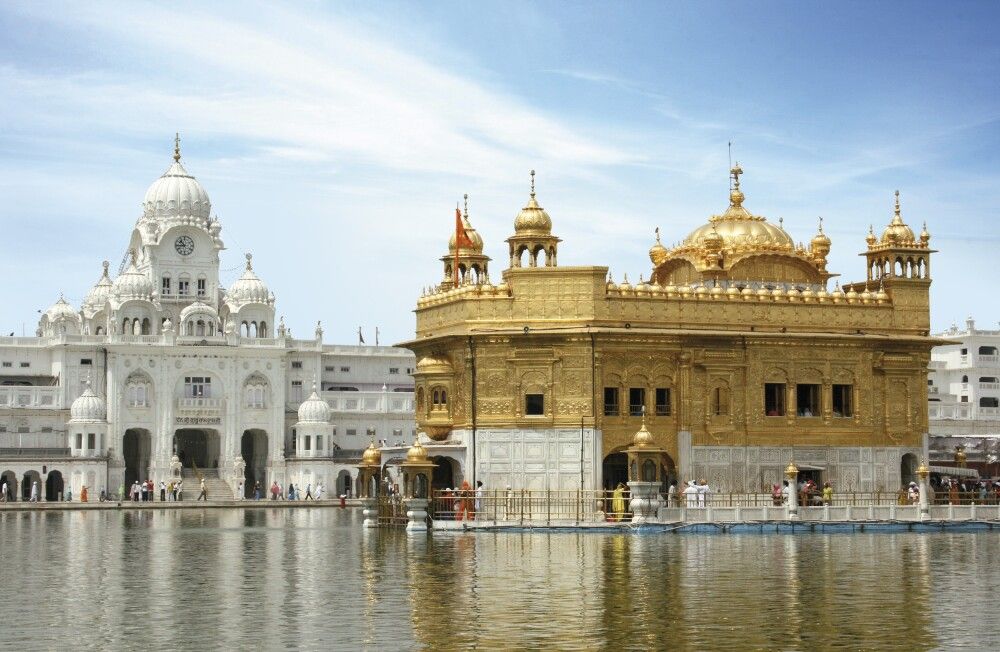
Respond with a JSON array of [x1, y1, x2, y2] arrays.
[[928, 465, 979, 479], [795, 464, 826, 471]]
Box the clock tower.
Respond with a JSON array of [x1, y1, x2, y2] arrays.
[[126, 135, 226, 326]]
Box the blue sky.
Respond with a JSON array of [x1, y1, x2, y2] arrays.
[[1, 0, 998, 342]]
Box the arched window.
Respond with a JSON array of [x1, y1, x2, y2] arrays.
[[711, 385, 730, 416], [962, 375, 969, 383], [141, 318, 151, 335], [259, 322, 267, 338]]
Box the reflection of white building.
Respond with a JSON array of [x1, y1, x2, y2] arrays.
[[927, 318, 1000, 474], [0, 141, 414, 501]]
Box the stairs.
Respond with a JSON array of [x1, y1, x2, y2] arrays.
[[181, 468, 234, 501]]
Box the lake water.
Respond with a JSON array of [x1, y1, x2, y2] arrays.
[[0, 508, 997, 650]]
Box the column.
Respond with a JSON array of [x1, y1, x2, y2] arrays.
[[917, 460, 930, 521], [785, 461, 799, 520]]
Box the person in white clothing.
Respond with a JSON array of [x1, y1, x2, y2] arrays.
[[682, 481, 699, 508], [30, 481, 39, 502], [697, 479, 711, 507], [237, 481, 244, 500], [315, 483, 324, 500]]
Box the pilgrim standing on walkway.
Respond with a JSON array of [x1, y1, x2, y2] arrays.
[[30, 481, 39, 502], [611, 482, 627, 521], [160, 481, 166, 502], [197, 478, 207, 501], [237, 481, 244, 500], [315, 483, 324, 501], [474, 480, 484, 519], [683, 481, 699, 508], [1, 481, 7, 502], [304, 483, 313, 501], [176, 479, 183, 501]]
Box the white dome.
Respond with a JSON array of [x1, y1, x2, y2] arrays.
[[44, 296, 80, 323], [142, 157, 211, 221], [84, 261, 113, 311], [112, 252, 154, 301], [297, 385, 331, 423], [179, 300, 219, 323], [69, 379, 106, 422], [227, 253, 272, 306]]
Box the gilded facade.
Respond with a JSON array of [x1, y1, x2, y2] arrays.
[[401, 166, 940, 492]]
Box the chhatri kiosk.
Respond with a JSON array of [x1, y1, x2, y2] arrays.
[[402, 166, 940, 494]]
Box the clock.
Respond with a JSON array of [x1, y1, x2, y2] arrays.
[[174, 235, 195, 256]]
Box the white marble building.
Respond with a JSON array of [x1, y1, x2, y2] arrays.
[[0, 142, 414, 501], [927, 317, 1000, 473]]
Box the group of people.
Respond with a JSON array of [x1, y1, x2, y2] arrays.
[[438, 480, 483, 520], [239, 480, 324, 501], [122, 478, 201, 501], [770, 479, 835, 506], [935, 477, 1000, 505]]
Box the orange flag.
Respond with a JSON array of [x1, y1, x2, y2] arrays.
[[454, 206, 473, 287]]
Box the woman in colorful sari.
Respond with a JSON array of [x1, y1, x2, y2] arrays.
[[611, 482, 626, 522]]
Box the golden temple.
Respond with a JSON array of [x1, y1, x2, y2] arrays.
[[401, 165, 940, 493]]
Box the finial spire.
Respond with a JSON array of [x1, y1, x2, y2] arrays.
[[245, 252, 253, 271], [730, 161, 742, 191], [463, 193, 469, 219], [817, 216, 824, 233], [174, 132, 181, 162], [779, 216, 784, 229], [529, 169, 536, 199], [655, 226, 661, 243]]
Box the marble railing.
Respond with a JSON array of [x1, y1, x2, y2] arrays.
[[0, 386, 61, 409]]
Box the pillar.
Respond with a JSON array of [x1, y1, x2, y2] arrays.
[[917, 460, 930, 521], [785, 461, 799, 520], [404, 498, 429, 532]]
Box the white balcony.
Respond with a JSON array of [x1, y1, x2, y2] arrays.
[[0, 386, 61, 409], [980, 355, 1000, 365], [318, 390, 414, 414], [928, 406, 973, 420], [981, 382, 1000, 391], [981, 407, 1000, 417]]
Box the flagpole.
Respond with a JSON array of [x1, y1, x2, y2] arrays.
[[454, 202, 461, 288]]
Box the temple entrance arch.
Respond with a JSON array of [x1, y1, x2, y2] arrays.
[[45, 470, 64, 501], [174, 428, 221, 470], [429, 456, 458, 490], [21, 470, 41, 500], [123, 428, 152, 488], [241, 429, 268, 497]]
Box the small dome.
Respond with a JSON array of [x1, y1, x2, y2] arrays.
[[880, 191, 916, 245], [112, 252, 154, 301], [362, 440, 381, 466], [920, 222, 930, 244], [630, 419, 655, 449], [179, 300, 218, 323], [406, 438, 429, 463], [649, 229, 668, 265], [84, 261, 113, 311], [811, 218, 831, 249], [514, 170, 552, 234], [865, 225, 877, 246], [44, 296, 80, 323], [297, 383, 331, 423], [449, 215, 485, 253], [142, 139, 211, 221], [227, 253, 272, 306], [415, 355, 453, 374], [70, 378, 106, 422]]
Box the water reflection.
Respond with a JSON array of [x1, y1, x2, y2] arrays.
[[0, 509, 997, 650]]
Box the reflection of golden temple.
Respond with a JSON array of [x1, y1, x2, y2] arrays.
[[401, 165, 942, 493]]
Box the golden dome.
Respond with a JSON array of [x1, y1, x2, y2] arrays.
[[513, 170, 552, 234], [919, 221, 930, 245], [415, 355, 452, 374], [448, 195, 485, 252], [406, 438, 429, 463], [631, 418, 655, 448], [866, 225, 877, 246], [880, 191, 916, 245], [785, 461, 799, 478], [649, 227, 668, 265], [362, 440, 381, 466], [811, 217, 831, 248], [681, 165, 794, 251]]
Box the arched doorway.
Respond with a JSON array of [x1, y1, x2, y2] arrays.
[[430, 456, 457, 490], [45, 470, 64, 501], [602, 451, 628, 490], [21, 470, 41, 500], [241, 429, 268, 497], [900, 453, 918, 487], [123, 428, 152, 488], [174, 428, 221, 469], [1, 470, 16, 501], [336, 470, 353, 498]]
